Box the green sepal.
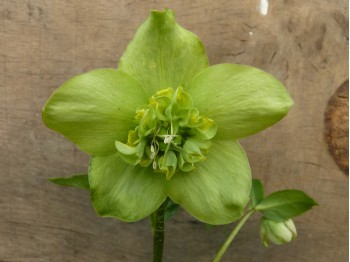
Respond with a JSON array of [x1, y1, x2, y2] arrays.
[[89, 153, 167, 222], [165, 139, 251, 225], [250, 179, 264, 207], [42, 69, 147, 156], [119, 9, 209, 96], [188, 64, 294, 139], [49, 174, 89, 190], [255, 190, 318, 222]]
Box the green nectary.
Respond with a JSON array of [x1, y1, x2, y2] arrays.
[[115, 87, 217, 180]]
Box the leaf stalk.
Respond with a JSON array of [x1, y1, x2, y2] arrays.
[[213, 209, 255, 262]]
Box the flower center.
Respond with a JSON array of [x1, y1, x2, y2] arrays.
[[115, 87, 217, 179]]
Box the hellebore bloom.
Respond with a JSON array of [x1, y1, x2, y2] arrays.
[[260, 218, 297, 247], [42, 10, 293, 225]]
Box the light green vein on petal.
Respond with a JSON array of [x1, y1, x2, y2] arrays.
[[89, 153, 167, 222], [42, 69, 148, 156], [165, 139, 251, 225], [187, 64, 294, 139], [118, 9, 209, 96]]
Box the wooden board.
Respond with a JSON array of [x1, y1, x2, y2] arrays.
[[0, 0, 348, 261]]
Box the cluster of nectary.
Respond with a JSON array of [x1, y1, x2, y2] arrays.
[[115, 87, 217, 179]]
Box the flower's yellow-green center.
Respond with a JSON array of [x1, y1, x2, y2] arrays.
[[115, 87, 217, 180]]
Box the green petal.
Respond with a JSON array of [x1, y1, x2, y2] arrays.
[[165, 139, 251, 225], [188, 64, 294, 139], [89, 153, 167, 222], [119, 9, 208, 97], [43, 69, 147, 156]]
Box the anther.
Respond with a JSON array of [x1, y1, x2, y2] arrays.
[[150, 144, 156, 159], [152, 160, 157, 170], [164, 135, 173, 144]]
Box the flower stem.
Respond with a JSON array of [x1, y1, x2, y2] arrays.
[[153, 200, 167, 262], [213, 209, 255, 262]]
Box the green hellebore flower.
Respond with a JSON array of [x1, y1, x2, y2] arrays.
[[42, 9, 293, 225], [260, 217, 297, 247]]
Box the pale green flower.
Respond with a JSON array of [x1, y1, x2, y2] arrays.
[[43, 9, 293, 225], [260, 218, 297, 247]]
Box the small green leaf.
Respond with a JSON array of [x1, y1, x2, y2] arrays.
[[250, 179, 264, 207], [164, 199, 179, 220], [255, 190, 318, 222], [49, 174, 89, 190]]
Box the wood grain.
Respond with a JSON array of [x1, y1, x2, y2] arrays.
[[1, 1, 348, 261]]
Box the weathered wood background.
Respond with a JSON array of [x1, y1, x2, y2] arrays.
[[1, 0, 348, 261]]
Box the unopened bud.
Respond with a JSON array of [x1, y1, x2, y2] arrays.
[[260, 217, 297, 247]]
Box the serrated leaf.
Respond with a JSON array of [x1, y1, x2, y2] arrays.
[[49, 174, 89, 190], [250, 179, 264, 207], [255, 190, 318, 222]]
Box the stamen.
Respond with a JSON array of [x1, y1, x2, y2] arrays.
[[164, 135, 173, 144], [150, 145, 156, 159]]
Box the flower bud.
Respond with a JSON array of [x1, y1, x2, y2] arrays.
[[260, 217, 297, 247]]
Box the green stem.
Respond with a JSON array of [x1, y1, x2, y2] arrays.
[[213, 209, 255, 262], [153, 200, 167, 262]]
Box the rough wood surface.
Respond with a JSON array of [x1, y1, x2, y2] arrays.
[[1, 1, 348, 261]]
